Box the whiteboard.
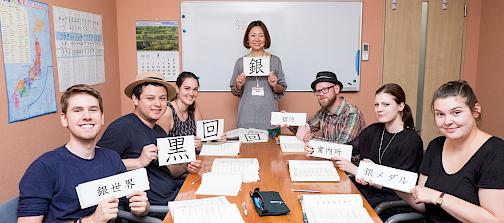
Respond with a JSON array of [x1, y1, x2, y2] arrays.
[[181, 1, 362, 91]]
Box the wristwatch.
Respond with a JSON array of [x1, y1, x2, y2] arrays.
[[436, 192, 446, 206]]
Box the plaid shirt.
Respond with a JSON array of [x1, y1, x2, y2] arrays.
[[304, 97, 365, 143]]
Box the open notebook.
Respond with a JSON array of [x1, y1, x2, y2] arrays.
[[288, 160, 340, 182], [169, 196, 244, 223], [279, 135, 305, 153], [301, 194, 374, 223]]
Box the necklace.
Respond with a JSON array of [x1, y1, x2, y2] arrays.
[[174, 100, 188, 121], [378, 128, 397, 165]]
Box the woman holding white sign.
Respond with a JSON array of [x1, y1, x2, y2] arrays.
[[306, 83, 424, 209], [229, 20, 287, 135], [160, 72, 203, 150], [160, 72, 226, 152], [402, 80, 504, 223]]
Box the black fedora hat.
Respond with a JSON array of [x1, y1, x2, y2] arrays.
[[310, 71, 343, 91]]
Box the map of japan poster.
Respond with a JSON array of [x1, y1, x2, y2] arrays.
[[0, 0, 57, 123]]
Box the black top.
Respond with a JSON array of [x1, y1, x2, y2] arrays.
[[97, 113, 179, 205], [350, 123, 423, 206], [167, 102, 196, 137], [420, 136, 504, 223], [353, 123, 423, 171]]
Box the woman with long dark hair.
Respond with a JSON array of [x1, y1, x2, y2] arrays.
[[307, 83, 424, 208]]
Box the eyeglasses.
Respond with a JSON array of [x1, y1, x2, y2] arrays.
[[313, 86, 335, 96]]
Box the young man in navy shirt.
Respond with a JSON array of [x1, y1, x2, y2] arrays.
[[18, 84, 149, 223], [97, 72, 202, 211]]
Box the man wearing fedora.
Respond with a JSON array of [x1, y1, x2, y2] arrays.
[[97, 72, 202, 212], [290, 71, 365, 144]]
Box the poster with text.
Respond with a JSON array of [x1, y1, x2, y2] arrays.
[[53, 6, 105, 92]]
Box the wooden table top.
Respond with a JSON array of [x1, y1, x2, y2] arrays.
[[163, 140, 383, 223]]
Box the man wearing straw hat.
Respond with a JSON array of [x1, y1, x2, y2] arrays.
[[98, 72, 202, 210]]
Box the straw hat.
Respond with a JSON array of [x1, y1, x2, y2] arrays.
[[124, 71, 176, 100]]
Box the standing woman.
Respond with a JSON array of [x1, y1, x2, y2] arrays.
[[311, 83, 424, 207], [230, 20, 287, 134], [403, 80, 504, 222]]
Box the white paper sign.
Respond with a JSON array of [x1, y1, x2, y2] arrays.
[[309, 139, 353, 161], [157, 135, 196, 165], [239, 132, 268, 143], [270, 112, 307, 126], [243, 56, 270, 76], [356, 161, 418, 193], [76, 168, 150, 209], [196, 119, 224, 141]]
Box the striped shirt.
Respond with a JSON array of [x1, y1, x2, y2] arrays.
[[304, 97, 365, 143]]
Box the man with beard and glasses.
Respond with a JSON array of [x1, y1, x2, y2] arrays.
[[289, 71, 365, 144]]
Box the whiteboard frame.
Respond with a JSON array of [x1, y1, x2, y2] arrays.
[[180, 1, 363, 92]]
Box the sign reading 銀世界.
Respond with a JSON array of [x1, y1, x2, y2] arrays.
[[75, 168, 150, 209]]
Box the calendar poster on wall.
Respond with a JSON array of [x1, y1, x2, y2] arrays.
[[136, 21, 179, 81]]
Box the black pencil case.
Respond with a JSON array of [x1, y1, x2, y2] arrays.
[[249, 188, 290, 216]]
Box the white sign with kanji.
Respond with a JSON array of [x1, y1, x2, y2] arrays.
[[76, 168, 150, 209], [196, 119, 224, 141], [242, 56, 270, 76], [270, 112, 307, 126], [356, 161, 418, 193], [157, 135, 196, 165], [309, 139, 353, 161]]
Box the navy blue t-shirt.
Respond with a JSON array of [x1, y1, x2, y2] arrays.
[[18, 146, 126, 222], [97, 113, 179, 205]]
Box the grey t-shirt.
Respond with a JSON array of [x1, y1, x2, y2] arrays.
[[229, 54, 287, 130]]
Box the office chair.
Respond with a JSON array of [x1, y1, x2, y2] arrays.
[[117, 205, 168, 223], [0, 196, 18, 223], [374, 200, 425, 223]]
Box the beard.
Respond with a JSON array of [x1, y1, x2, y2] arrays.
[[318, 95, 337, 109]]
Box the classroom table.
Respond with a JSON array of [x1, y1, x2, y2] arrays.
[[162, 140, 383, 223]]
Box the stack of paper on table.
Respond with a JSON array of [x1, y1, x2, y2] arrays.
[[226, 128, 269, 143], [288, 160, 340, 182], [169, 196, 244, 223], [211, 158, 260, 182], [301, 194, 374, 223], [199, 141, 241, 156], [195, 172, 242, 196], [279, 135, 305, 153]]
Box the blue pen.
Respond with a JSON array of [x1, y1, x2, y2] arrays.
[[299, 196, 309, 223], [253, 197, 263, 209]]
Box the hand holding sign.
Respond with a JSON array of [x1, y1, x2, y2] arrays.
[[127, 191, 149, 216], [91, 196, 120, 222], [138, 144, 158, 167], [268, 72, 277, 87]]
